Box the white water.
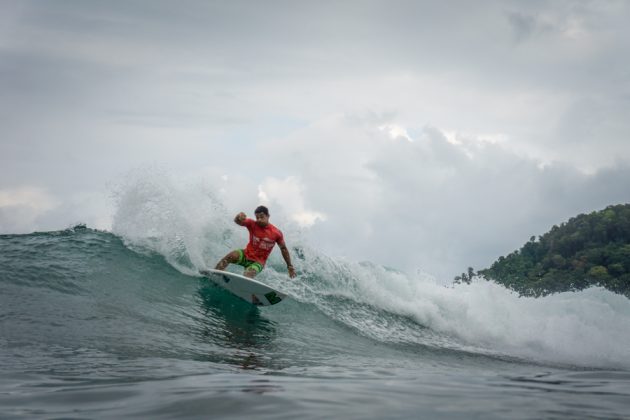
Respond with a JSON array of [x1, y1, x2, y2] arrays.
[[370, 271, 630, 368], [111, 170, 630, 370], [111, 167, 237, 275]]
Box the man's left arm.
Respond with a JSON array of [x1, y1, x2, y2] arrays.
[[278, 240, 296, 278]]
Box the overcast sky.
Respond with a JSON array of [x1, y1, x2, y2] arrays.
[[1, 0, 629, 279]]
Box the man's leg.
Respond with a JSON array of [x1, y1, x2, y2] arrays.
[[215, 250, 240, 270], [243, 262, 262, 279]]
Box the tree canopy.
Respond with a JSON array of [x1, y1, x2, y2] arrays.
[[463, 204, 630, 297]]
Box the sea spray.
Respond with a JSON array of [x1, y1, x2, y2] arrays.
[[111, 167, 235, 274]]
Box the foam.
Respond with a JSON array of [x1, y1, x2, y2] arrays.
[[111, 167, 238, 275], [305, 255, 630, 369]]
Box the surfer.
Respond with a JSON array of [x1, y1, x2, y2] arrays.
[[215, 206, 297, 279]]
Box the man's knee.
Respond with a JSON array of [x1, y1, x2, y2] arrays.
[[216, 250, 240, 269]]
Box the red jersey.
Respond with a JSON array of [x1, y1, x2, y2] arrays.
[[242, 219, 285, 264]]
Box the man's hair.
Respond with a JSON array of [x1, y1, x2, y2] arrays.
[[254, 205, 269, 216]]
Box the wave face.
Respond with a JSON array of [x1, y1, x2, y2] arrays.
[[2, 226, 629, 370], [2, 177, 630, 418]]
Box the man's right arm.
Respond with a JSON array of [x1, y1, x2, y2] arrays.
[[234, 212, 247, 226]]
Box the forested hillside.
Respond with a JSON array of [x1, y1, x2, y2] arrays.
[[460, 204, 630, 297]]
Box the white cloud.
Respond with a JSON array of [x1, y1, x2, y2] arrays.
[[258, 176, 326, 228], [0, 186, 117, 234], [252, 113, 630, 279], [0, 186, 58, 210], [257, 186, 269, 203], [0, 186, 60, 232], [379, 124, 413, 142]]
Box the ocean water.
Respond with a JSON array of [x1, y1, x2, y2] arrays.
[[1, 179, 630, 419]]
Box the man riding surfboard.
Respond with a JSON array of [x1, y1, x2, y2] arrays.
[[215, 205, 296, 279]]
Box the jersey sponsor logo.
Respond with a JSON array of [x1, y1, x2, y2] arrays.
[[252, 236, 275, 250]]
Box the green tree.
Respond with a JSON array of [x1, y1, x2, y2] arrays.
[[465, 204, 630, 298]]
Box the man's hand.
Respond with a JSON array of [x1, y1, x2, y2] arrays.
[[234, 212, 247, 225], [288, 265, 296, 278]]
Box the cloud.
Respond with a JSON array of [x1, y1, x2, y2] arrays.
[[0, 186, 60, 232], [253, 113, 630, 279], [258, 176, 327, 228], [0, 185, 117, 234], [0, 186, 57, 210], [2, 1, 629, 170], [379, 124, 413, 142]]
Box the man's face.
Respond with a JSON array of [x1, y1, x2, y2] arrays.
[[255, 212, 269, 227]]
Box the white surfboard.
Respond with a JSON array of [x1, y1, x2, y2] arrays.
[[199, 268, 287, 306]]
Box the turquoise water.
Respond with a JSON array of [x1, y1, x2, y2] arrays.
[[2, 226, 630, 419]]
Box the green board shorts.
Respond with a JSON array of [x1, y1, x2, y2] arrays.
[[235, 249, 264, 273]]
